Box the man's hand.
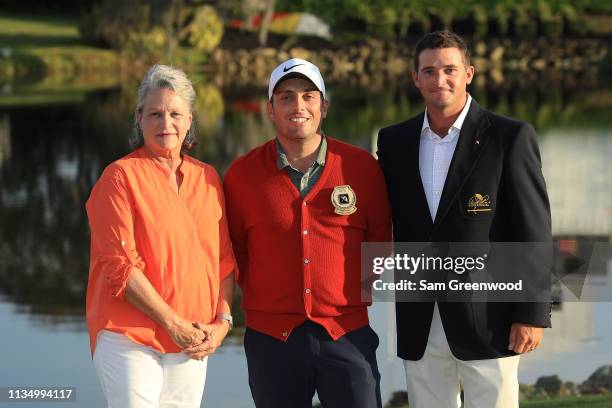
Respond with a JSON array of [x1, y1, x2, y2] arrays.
[[183, 320, 231, 360], [508, 323, 543, 354]]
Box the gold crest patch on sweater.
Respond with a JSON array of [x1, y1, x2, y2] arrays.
[[331, 185, 357, 215]]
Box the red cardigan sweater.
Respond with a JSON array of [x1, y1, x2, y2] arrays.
[[224, 137, 392, 340]]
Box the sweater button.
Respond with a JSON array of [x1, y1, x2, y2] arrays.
[[303, 258, 310, 264], [305, 288, 311, 294], [282, 332, 288, 337], [303, 229, 308, 235]]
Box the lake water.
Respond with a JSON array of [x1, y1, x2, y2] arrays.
[[0, 73, 610, 407]]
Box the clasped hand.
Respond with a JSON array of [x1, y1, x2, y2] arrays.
[[183, 321, 230, 361], [166, 317, 228, 360]]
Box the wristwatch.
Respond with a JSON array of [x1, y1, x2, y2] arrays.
[[218, 313, 233, 330]]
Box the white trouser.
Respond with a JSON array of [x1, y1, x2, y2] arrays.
[[403, 304, 520, 408], [93, 330, 207, 408]]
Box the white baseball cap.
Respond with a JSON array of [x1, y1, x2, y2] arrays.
[[268, 58, 326, 100]]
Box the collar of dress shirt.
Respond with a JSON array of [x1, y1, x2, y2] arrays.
[[421, 93, 472, 142]]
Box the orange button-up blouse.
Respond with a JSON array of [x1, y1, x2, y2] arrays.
[[85, 147, 236, 355]]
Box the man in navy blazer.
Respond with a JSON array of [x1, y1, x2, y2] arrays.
[[377, 31, 552, 407]]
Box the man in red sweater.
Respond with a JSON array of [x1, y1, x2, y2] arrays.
[[224, 58, 392, 408]]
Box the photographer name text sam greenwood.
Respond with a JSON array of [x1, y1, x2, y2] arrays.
[[373, 279, 524, 292]]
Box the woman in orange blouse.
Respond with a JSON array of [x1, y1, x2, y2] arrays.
[[86, 64, 236, 408]]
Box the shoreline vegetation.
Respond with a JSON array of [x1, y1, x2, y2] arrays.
[[0, 9, 610, 88], [2, 10, 611, 132], [378, 393, 612, 408], [369, 365, 612, 407]]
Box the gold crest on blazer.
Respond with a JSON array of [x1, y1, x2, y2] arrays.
[[467, 193, 492, 213]]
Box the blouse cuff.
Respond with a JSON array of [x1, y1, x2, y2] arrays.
[[107, 258, 145, 299]]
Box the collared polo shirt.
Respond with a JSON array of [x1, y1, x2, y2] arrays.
[[276, 137, 327, 197]]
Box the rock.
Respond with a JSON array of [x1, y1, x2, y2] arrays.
[[353, 58, 365, 74], [202, 38, 606, 84], [581, 365, 612, 394], [258, 47, 277, 58], [489, 46, 505, 63], [472, 56, 488, 72], [535, 375, 564, 398], [474, 41, 487, 56], [235, 49, 250, 68], [277, 51, 290, 62], [367, 38, 385, 50], [517, 58, 530, 70], [532, 58, 547, 70], [570, 56, 585, 70], [386, 58, 407, 75], [346, 46, 359, 59], [358, 45, 371, 60], [490, 68, 504, 84], [251, 54, 269, 78], [225, 60, 239, 74], [212, 49, 225, 64], [289, 47, 311, 61]]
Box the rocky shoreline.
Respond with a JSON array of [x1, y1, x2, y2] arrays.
[[207, 38, 608, 88], [1, 37, 609, 90]]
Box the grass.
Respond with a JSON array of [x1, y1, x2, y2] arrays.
[[0, 12, 121, 102], [0, 92, 85, 107], [0, 13, 81, 48], [520, 394, 612, 408], [387, 394, 612, 408]]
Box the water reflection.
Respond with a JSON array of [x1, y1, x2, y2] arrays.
[[2, 77, 610, 317], [0, 75, 610, 407], [541, 129, 612, 236]]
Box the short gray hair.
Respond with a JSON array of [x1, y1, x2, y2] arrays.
[[130, 64, 197, 149]]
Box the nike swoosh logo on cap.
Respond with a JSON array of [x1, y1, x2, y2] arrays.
[[283, 64, 304, 72]]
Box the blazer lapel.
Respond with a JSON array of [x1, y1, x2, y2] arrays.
[[433, 100, 490, 227]]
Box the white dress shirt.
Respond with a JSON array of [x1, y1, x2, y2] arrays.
[[419, 94, 472, 219]]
